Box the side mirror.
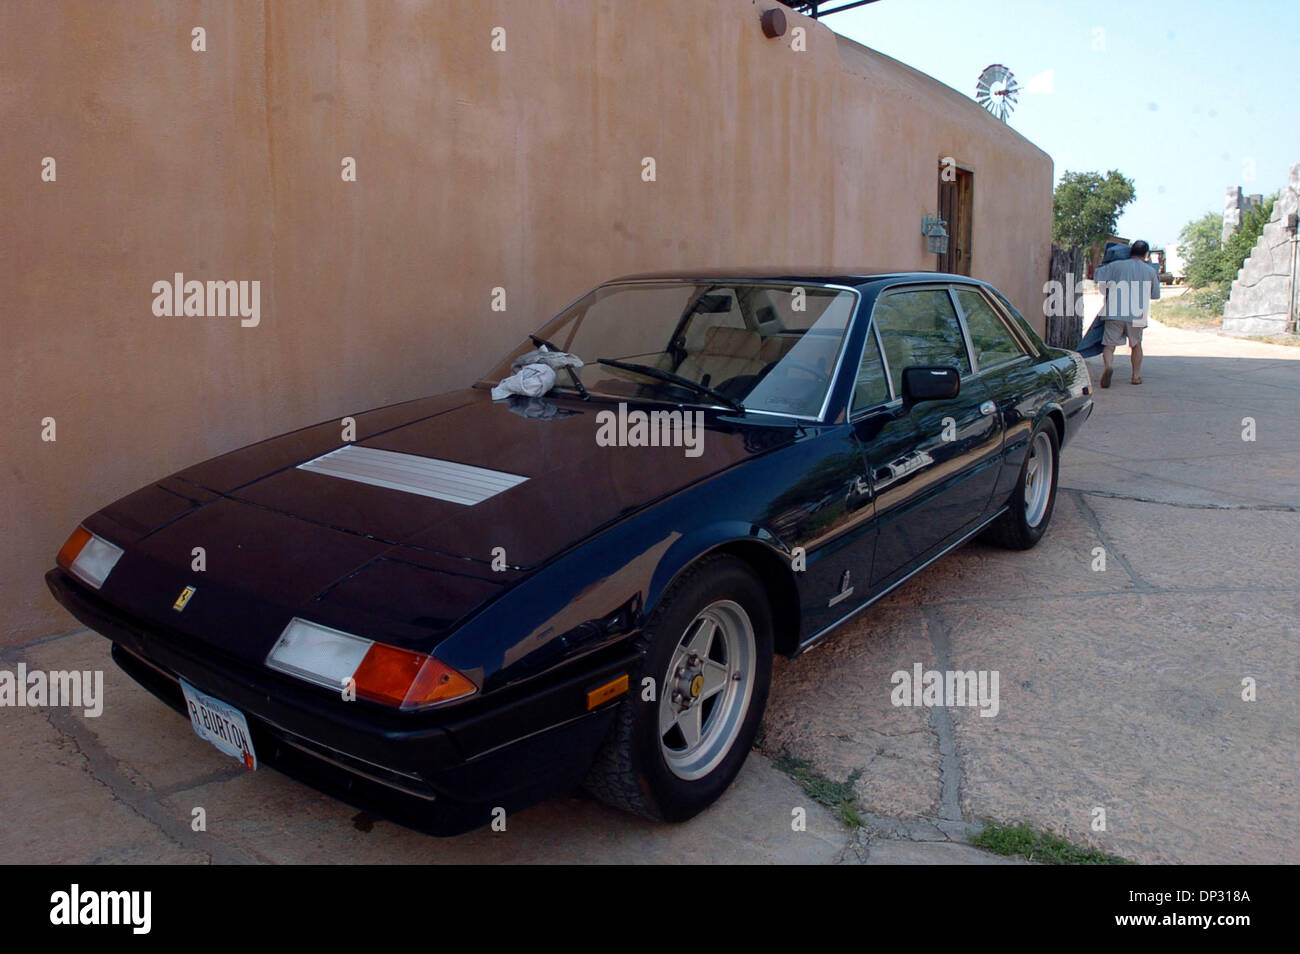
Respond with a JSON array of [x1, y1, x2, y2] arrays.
[[901, 366, 960, 407]]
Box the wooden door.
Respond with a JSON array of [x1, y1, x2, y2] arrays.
[[937, 165, 974, 275]]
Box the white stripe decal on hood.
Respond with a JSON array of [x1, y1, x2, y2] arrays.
[[297, 445, 528, 505]]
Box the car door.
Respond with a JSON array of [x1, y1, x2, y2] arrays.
[[857, 285, 1003, 589], [845, 320, 917, 595], [950, 283, 1041, 509], [788, 316, 904, 634]]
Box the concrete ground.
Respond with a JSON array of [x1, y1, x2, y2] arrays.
[[2, 316, 1296, 864]]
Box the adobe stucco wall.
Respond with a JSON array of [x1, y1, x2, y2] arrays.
[[0, 0, 1052, 645]]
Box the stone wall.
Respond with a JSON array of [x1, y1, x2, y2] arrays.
[[1222, 164, 1299, 336], [1223, 186, 1264, 243]]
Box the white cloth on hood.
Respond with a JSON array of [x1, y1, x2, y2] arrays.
[[491, 362, 556, 400], [511, 347, 584, 374]]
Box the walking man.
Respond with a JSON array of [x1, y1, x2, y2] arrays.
[[1094, 239, 1160, 387]]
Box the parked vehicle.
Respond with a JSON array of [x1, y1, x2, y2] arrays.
[[1148, 247, 1175, 284], [47, 270, 1093, 833]]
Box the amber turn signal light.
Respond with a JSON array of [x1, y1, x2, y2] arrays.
[[56, 526, 93, 569], [352, 642, 478, 709]]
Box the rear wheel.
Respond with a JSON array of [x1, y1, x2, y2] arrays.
[[985, 418, 1059, 550], [584, 554, 773, 821]]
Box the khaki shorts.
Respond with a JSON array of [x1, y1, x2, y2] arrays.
[[1102, 320, 1143, 347]]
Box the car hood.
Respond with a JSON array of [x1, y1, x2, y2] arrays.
[[85, 388, 793, 663], [179, 388, 780, 569]]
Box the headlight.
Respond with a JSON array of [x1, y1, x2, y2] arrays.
[[266, 618, 477, 710], [57, 527, 124, 589]]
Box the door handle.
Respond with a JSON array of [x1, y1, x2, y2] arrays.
[[979, 400, 996, 416]]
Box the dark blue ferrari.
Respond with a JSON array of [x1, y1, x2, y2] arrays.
[[47, 269, 1093, 833]]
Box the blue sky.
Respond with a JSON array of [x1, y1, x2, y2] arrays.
[[826, 0, 1300, 250]]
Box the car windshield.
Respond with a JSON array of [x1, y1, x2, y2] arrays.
[[484, 281, 857, 417]]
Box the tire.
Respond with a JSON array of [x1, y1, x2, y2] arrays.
[[984, 418, 1060, 550], [583, 554, 774, 822]]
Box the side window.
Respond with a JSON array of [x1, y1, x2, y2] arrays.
[[852, 331, 890, 410], [954, 287, 1027, 370], [871, 288, 971, 396]]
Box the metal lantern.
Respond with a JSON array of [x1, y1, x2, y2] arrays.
[[922, 214, 949, 255]]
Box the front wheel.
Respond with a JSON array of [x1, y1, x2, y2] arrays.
[[584, 555, 773, 822], [985, 418, 1059, 550]]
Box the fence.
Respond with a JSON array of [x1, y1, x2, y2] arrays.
[[1044, 245, 1085, 348]]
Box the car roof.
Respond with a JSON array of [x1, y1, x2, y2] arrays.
[[606, 267, 980, 287]]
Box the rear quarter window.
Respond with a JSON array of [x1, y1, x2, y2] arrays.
[[954, 286, 1028, 370]]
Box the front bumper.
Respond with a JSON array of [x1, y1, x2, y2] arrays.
[[46, 568, 636, 835]]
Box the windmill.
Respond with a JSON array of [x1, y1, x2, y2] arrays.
[[975, 64, 1020, 122]]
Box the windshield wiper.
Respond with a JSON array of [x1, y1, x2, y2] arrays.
[[596, 358, 745, 413], [529, 334, 588, 399]]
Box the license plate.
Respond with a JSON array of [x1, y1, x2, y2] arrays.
[[179, 679, 258, 770]]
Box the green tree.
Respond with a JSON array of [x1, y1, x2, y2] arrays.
[[1052, 170, 1137, 250], [1178, 195, 1276, 288], [1178, 212, 1223, 288]]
